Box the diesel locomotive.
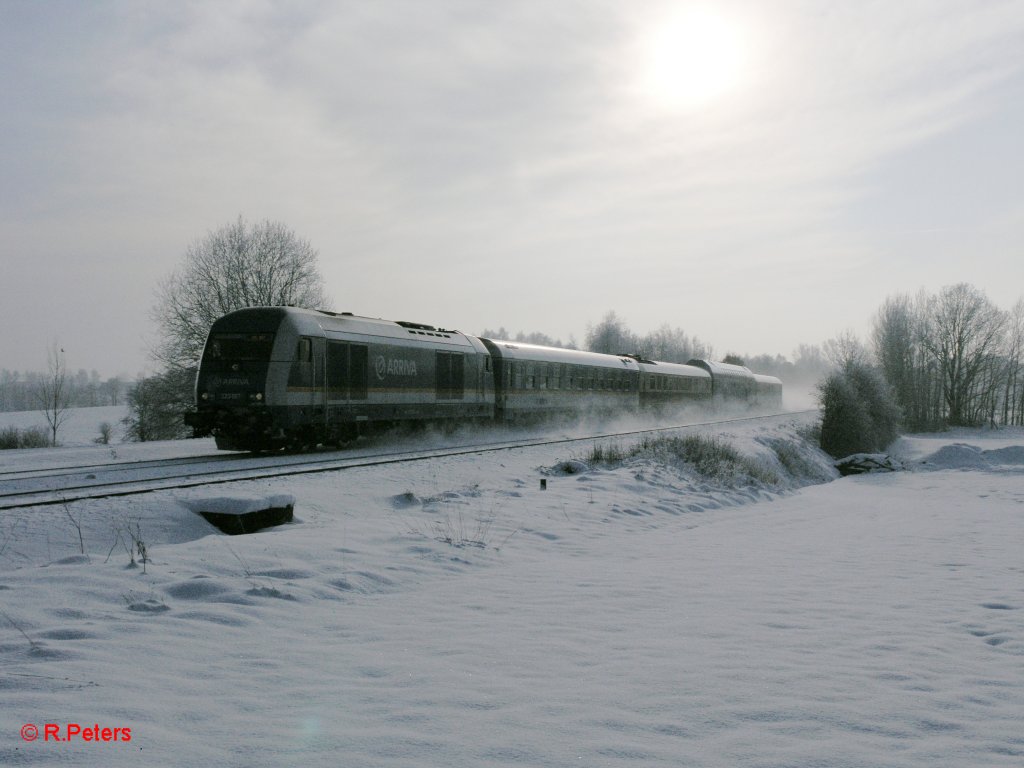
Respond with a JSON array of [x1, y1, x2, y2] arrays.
[[184, 307, 783, 451]]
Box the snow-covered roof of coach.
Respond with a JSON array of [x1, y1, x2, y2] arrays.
[[753, 373, 783, 387], [686, 359, 756, 380], [635, 360, 711, 379], [482, 340, 641, 371]]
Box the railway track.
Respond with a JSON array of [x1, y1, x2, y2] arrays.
[[0, 410, 816, 510]]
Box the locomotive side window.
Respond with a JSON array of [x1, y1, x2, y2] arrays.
[[350, 345, 368, 400], [327, 342, 368, 400], [436, 351, 465, 400], [327, 341, 349, 400]]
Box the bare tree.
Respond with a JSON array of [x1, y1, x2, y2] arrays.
[[636, 324, 711, 363], [35, 344, 72, 446], [871, 292, 942, 430], [923, 283, 1006, 427], [823, 330, 870, 369], [585, 311, 638, 355], [152, 216, 331, 372]]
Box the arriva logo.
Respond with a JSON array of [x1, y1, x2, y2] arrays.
[[375, 356, 418, 380]]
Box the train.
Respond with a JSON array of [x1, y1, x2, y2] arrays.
[[184, 307, 783, 451]]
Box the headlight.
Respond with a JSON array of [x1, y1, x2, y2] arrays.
[[200, 392, 209, 400], [252, 392, 264, 402]]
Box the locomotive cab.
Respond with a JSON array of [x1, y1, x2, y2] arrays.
[[186, 308, 290, 450]]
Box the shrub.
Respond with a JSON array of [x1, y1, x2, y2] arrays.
[[581, 433, 777, 486], [123, 369, 193, 442], [585, 442, 627, 464], [665, 434, 778, 485], [0, 425, 51, 450], [818, 360, 901, 458], [20, 426, 50, 448], [95, 422, 113, 445]]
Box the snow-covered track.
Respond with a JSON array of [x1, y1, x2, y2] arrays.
[[0, 452, 237, 481], [0, 410, 814, 510]]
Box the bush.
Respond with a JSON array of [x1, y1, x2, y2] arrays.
[[95, 421, 114, 445], [582, 433, 777, 486], [0, 425, 51, 450], [123, 369, 194, 442], [0, 426, 17, 449], [818, 360, 901, 458]]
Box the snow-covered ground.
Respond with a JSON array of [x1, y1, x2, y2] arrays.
[[0, 406, 130, 447], [2, 416, 1023, 767]]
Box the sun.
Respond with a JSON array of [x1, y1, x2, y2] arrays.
[[637, 6, 747, 111]]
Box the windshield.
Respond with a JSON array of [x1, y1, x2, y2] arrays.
[[204, 333, 275, 361]]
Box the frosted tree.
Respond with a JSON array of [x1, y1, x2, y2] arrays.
[[1003, 299, 1024, 425], [585, 311, 637, 355], [636, 324, 710, 363], [924, 283, 1006, 427], [152, 216, 330, 372], [871, 292, 942, 429], [823, 330, 870, 369]]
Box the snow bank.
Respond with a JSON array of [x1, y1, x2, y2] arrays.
[[178, 492, 296, 535], [178, 492, 296, 516]]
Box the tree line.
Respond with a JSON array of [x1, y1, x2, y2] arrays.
[[0, 367, 127, 412], [872, 283, 1023, 429], [815, 282, 1021, 459]]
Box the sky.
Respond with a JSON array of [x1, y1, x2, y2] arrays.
[[3, 0, 1024, 378]]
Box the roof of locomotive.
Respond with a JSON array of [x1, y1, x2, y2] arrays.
[[212, 307, 475, 345]]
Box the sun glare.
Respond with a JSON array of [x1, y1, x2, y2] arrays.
[[638, 6, 747, 111]]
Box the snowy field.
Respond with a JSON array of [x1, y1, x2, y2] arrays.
[[2, 415, 1023, 767], [0, 406, 130, 447]]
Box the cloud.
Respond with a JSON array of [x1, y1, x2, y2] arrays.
[[1, 0, 1023, 373]]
